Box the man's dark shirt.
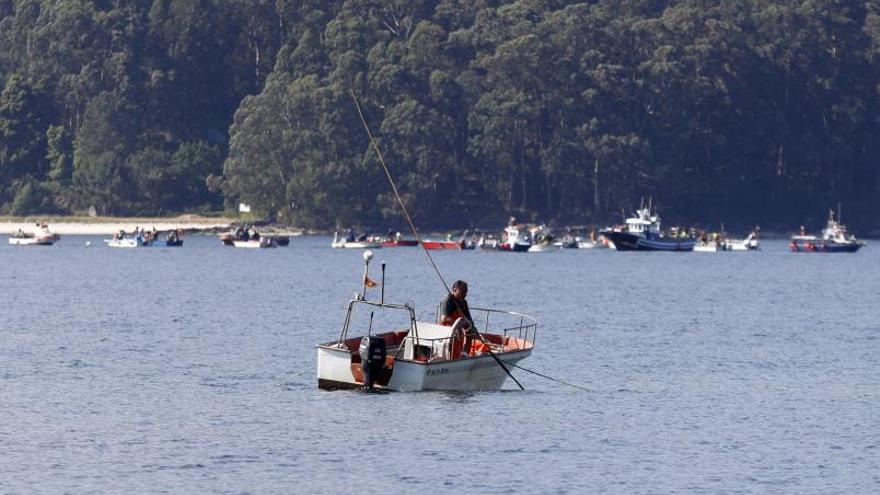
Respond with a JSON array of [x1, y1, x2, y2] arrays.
[[441, 293, 473, 324]]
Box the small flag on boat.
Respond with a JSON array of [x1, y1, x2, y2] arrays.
[[364, 275, 378, 288]]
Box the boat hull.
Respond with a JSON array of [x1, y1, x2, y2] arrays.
[[498, 242, 531, 252], [105, 238, 147, 248], [790, 239, 863, 253], [233, 239, 275, 248], [527, 244, 557, 252], [381, 240, 419, 247], [9, 237, 55, 246], [421, 240, 464, 250], [332, 241, 382, 249], [601, 231, 695, 251], [317, 345, 532, 392]]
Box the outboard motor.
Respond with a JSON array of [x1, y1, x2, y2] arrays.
[[358, 336, 386, 389]]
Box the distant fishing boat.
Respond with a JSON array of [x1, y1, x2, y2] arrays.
[[790, 210, 865, 253], [694, 227, 760, 252], [221, 226, 276, 248], [165, 229, 184, 247], [498, 224, 532, 252], [382, 239, 419, 247], [8, 223, 59, 246], [421, 239, 468, 250], [105, 236, 151, 248], [233, 237, 275, 248], [105, 228, 161, 248], [722, 231, 760, 251], [478, 234, 500, 250], [375, 231, 419, 247], [316, 252, 536, 391], [599, 201, 695, 252], [332, 231, 382, 249], [420, 231, 475, 250], [552, 230, 579, 249], [527, 226, 558, 252]]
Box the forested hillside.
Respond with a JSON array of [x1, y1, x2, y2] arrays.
[[2, 1, 879, 231]]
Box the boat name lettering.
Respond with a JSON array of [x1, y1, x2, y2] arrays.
[[427, 368, 450, 376]]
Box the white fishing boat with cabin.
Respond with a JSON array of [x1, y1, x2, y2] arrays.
[[332, 231, 382, 249], [722, 231, 760, 251], [316, 252, 536, 391]]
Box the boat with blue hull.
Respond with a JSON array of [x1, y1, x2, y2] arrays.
[[600, 203, 695, 252], [790, 209, 865, 253]]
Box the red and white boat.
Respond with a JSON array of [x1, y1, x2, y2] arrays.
[[374, 232, 419, 247], [8, 223, 60, 246], [499, 225, 532, 252], [316, 253, 536, 391], [790, 209, 865, 253]]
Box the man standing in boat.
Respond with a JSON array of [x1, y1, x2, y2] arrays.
[[440, 280, 476, 356]]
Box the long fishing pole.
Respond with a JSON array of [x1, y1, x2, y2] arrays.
[[350, 89, 524, 391]]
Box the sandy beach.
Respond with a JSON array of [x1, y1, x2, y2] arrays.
[[0, 215, 234, 235]]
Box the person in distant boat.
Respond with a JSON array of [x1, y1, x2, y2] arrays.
[[800, 225, 806, 235]]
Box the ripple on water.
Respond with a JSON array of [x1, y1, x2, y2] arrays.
[[0, 237, 878, 493]]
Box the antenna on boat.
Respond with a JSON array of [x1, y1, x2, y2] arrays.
[[350, 89, 524, 390], [380, 261, 386, 304]]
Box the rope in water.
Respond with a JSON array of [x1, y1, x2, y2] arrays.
[[500, 360, 592, 392], [350, 89, 524, 390]]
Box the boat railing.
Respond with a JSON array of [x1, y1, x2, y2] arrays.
[[469, 307, 537, 350], [336, 299, 417, 347], [398, 330, 534, 364]]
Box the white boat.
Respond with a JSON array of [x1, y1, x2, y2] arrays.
[[722, 231, 760, 251], [695, 230, 759, 252], [9, 234, 56, 246], [104, 237, 146, 248], [527, 242, 557, 252], [331, 231, 382, 249], [478, 236, 500, 249], [527, 226, 558, 252], [8, 224, 60, 246], [316, 254, 536, 392], [232, 237, 275, 248], [498, 225, 532, 252]]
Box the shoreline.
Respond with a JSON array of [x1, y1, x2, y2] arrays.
[[0, 215, 235, 235]]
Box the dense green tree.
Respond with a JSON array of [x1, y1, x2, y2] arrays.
[[0, 74, 53, 207], [0, 0, 878, 233]]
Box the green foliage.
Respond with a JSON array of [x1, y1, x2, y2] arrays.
[[0, 0, 878, 230]]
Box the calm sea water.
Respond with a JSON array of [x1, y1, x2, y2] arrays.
[[2, 236, 878, 494]]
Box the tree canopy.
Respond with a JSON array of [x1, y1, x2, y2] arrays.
[[1, 0, 878, 232]]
